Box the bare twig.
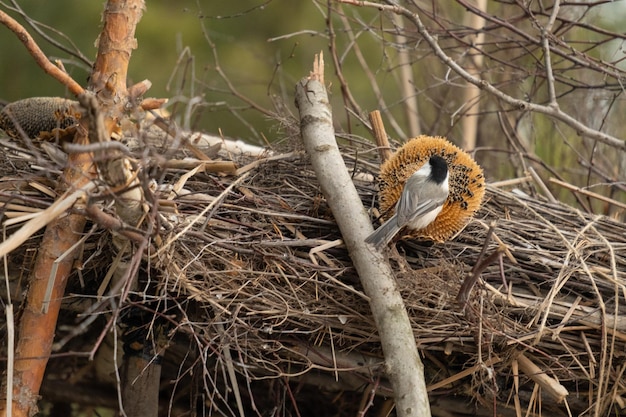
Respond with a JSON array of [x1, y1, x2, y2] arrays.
[[515, 351, 569, 403], [6, 0, 93, 68], [327, 3, 363, 132], [541, 0, 561, 107], [0, 9, 84, 95], [391, 13, 419, 137], [456, 222, 501, 305], [550, 177, 626, 211], [0, 181, 96, 257], [460, 0, 486, 150], [335, 7, 407, 138], [337, 0, 625, 150]]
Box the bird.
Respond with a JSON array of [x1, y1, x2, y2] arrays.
[[366, 155, 450, 250], [377, 136, 484, 242]]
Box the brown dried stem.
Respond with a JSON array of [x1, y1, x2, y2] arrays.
[[0, 9, 83, 96], [2, 134, 95, 417], [368, 110, 392, 163]]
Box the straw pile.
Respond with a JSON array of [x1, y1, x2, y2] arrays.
[[1, 128, 625, 416]]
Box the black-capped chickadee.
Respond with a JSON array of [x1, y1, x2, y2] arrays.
[[366, 155, 449, 250]]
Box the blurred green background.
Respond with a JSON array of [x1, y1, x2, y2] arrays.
[[1, 0, 625, 215], [0, 1, 333, 143]]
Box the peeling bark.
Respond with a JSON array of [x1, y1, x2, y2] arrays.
[[3, 136, 95, 417], [1, 2, 147, 416]]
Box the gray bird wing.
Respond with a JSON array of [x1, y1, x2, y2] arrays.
[[395, 172, 447, 227], [396, 194, 440, 227]]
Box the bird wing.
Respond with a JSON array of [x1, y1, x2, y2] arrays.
[[395, 193, 440, 226], [395, 173, 447, 227]]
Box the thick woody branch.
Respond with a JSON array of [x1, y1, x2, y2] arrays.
[[90, 0, 145, 97], [295, 54, 431, 417], [1, 134, 96, 417], [0, 2, 147, 417]]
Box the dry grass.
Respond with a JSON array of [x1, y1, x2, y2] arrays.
[[1, 128, 625, 417]]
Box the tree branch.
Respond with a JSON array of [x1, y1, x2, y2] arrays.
[[1, 135, 95, 417], [0, 9, 84, 96], [295, 53, 432, 417], [337, 0, 626, 151], [0, 2, 148, 416]]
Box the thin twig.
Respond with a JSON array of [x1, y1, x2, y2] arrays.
[[337, 0, 625, 150], [542, 0, 560, 107], [337, 8, 406, 138], [0, 9, 84, 96], [6, 0, 93, 68], [550, 177, 626, 211]]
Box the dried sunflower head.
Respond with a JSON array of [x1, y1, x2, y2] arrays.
[[378, 135, 485, 242], [0, 97, 80, 140]]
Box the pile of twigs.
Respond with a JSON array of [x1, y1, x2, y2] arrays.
[[1, 130, 626, 416]]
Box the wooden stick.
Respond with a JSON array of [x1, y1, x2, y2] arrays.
[[427, 356, 501, 392], [550, 177, 626, 211], [296, 52, 432, 417], [515, 351, 569, 403], [369, 110, 393, 163]]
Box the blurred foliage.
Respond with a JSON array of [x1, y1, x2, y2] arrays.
[[0, 1, 331, 141], [0, 1, 426, 143], [1, 0, 625, 214]]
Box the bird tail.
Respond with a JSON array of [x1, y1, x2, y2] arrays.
[[365, 215, 400, 250]]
